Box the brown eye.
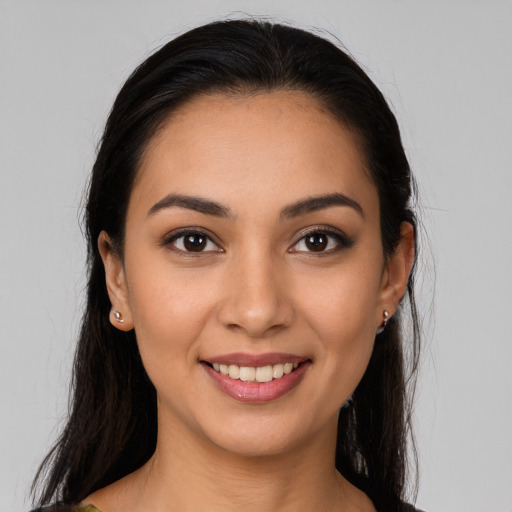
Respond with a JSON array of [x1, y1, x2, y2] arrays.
[[305, 233, 328, 252], [290, 228, 353, 254], [166, 230, 221, 253], [183, 233, 207, 252]]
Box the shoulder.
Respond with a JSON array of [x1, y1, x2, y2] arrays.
[[30, 505, 102, 512]]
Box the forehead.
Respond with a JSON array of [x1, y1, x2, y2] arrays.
[[130, 91, 378, 219]]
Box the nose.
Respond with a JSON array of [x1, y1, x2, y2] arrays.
[[217, 249, 294, 338]]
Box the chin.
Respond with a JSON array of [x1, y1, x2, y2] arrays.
[[207, 427, 303, 459], [195, 407, 332, 460]]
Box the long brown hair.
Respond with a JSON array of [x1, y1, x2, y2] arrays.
[[33, 19, 421, 512]]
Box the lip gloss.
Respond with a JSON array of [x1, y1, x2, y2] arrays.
[[202, 360, 311, 403]]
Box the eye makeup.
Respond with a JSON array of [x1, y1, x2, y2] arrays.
[[289, 225, 355, 256], [162, 227, 223, 256], [161, 223, 354, 258]]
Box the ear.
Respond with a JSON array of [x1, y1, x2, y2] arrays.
[[377, 222, 415, 323], [98, 231, 134, 331]]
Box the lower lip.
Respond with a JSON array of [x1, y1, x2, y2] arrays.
[[203, 361, 311, 403]]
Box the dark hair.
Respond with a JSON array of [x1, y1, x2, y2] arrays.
[[33, 18, 420, 511]]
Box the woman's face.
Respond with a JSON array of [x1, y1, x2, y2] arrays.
[[101, 91, 408, 458]]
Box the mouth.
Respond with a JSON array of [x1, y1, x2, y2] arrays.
[[205, 361, 300, 382], [201, 354, 311, 403]]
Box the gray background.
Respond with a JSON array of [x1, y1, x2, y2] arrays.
[[1, 1, 511, 511]]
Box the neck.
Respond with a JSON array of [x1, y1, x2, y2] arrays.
[[88, 410, 374, 512]]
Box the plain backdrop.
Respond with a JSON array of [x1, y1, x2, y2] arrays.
[[1, 1, 511, 511]]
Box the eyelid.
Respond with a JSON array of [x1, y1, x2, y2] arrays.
[[162, 227, 223, 254], [161, 225, 352, 255], [289, 225, 354, 254]]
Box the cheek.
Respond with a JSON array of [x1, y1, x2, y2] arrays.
[[125, 259, 219, 368], [298, 259, 381, 383], [314, 285, 378, 341]]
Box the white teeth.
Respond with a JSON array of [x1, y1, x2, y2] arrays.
[[239, 366, 256, 382], [211, 361, 301, 382], [228, 364, 240, 379], [273, 364, 284, 379], [256, 365, 273, 383]]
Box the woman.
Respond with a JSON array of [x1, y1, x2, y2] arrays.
[[32, 19, 421, 512]]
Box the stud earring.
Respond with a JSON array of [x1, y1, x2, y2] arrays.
[[376, 310, 389, 335], [113, 311, 125, 324]]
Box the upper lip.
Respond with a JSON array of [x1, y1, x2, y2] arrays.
[[201, 352, 309, 367]]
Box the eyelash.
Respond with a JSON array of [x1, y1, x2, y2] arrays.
[[290, 226, 354, 255], [163, 228, 223, 255], [163, 226, 353, 256]]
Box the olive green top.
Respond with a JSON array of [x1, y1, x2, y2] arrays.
[[33, 501, 423, 512]]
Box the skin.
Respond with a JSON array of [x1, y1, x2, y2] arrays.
[[92, 91, 415, 512]]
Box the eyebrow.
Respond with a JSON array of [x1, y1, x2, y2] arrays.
[[280, 193, 364, 220], [147, 192, 363, 220], [147, 194, 232, 218]]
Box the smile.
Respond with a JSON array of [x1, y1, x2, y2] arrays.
[[202, 354, 311, 403], [211, 362, 299, 382]]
